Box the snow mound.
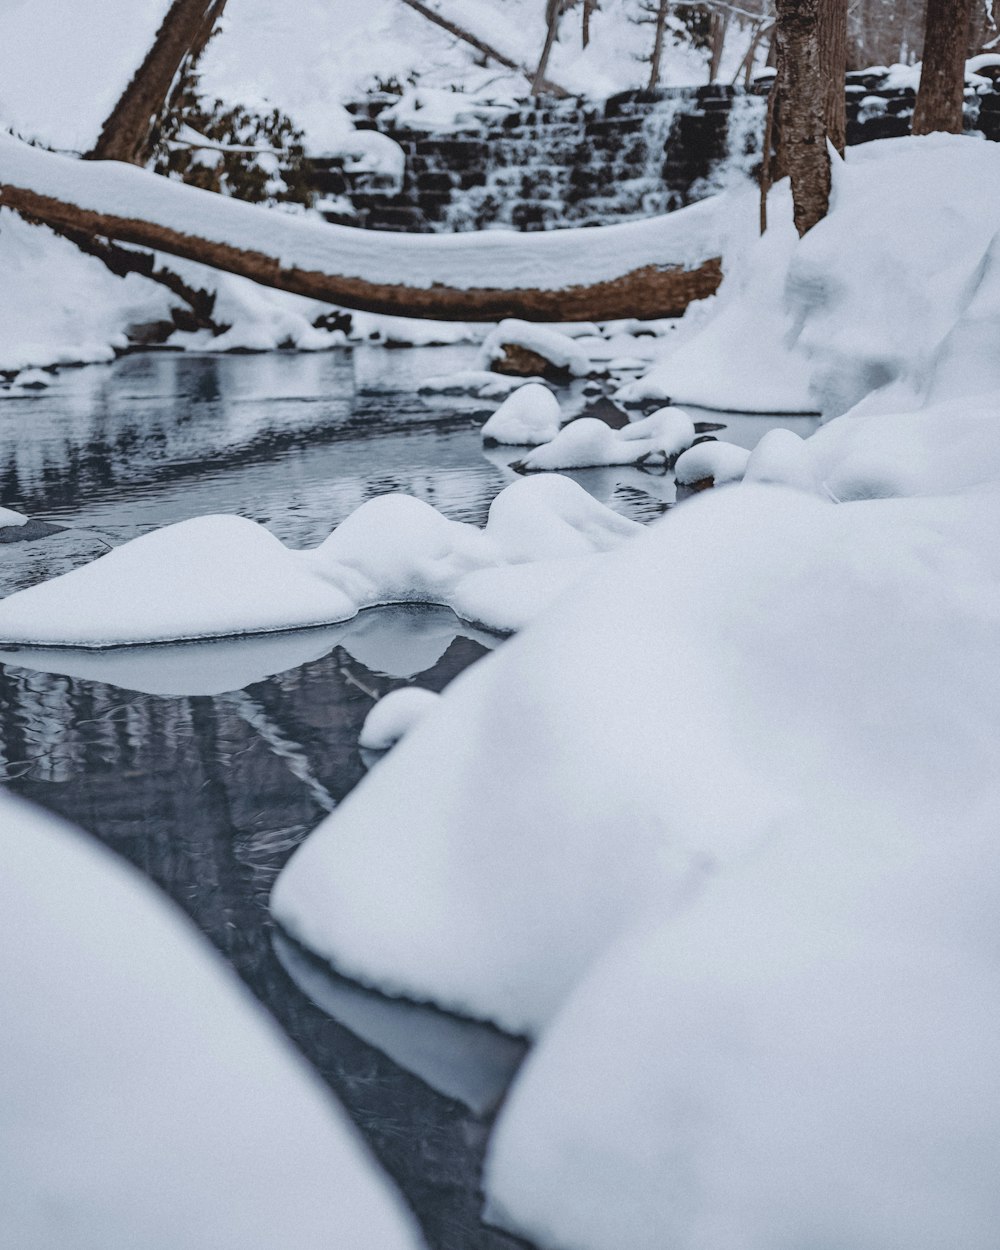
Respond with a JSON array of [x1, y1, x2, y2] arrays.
[[0, 791, 423, 1250], [0, 506, 28, 528], [623, 136, 1000, 417], [480, 320, 590, 378], [0, 477, 641, 647], [514, 408, 695, 471], [486, 810, 1000, 1250], [481, 383, 562, 446], [674, 439, 750, 486], [359, 687, 442, 750], [742, 427, 820, 492]]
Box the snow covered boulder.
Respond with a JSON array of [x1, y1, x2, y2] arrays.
[[742, 427, 821, 493], [481, 383, 562, 446], [0, 504, 66, 544], [0, 506, 28, 528], [359, 687, 441, 750], [480, 320, 589, 379], [0, 792, 423, 1250], [674, 439, 750, 490], [514, 409, 695, 472]]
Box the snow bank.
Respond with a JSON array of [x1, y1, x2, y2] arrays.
[[621, 136, 1000, 416], [0, 134, 725, 295], [0, 210, 175, 373], [486, 810, 1000, 1250], [481, 383, 562, 446], [515, 408, 695, 470], [0, 477, 641, 647], [359, 688, 442, 750], [271, 447, 1000, 1040], [0, 791, 423, 1250], [480, 321, 590, 376]]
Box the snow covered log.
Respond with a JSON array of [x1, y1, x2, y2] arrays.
[[0, 136, 723, 322]]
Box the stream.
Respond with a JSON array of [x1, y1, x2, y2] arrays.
[[0, 345, 819, 1249]]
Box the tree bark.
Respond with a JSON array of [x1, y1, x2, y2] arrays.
[[397, 0, 568, 95], [1, 183, 722, 322], [708, 10, 731, 82], [533, 0, 564, 94], [912, 0, 974, 134], [647, 0, 671, 89], [818, 0, 848, 153], [89, 0, 227, 165], [582, 0, 597, 47], [774, 0, 831, 235]]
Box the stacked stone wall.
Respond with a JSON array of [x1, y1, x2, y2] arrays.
[[308, 77, 1000, 233]]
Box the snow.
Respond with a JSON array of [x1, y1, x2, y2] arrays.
[[674, 439, 751, 486], [0, 209, 175, 373], [0, 0, 168, 152], [514, 408, 695, 470], [480, 320, 591, 377], [481, 383, 562, 446], [272, 471, 1000, 1040], [0, 507, 28, 528], [359, 688, 442, 751], [486, 810, 1000, 1250], [623, 136, 1000, 418], [0, 791, 423, 1250], [0, 134, 725, 296], [0, 476, 641, 647], [742, 427, 821, 493]]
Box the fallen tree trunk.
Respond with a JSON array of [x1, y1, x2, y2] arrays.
[[0, 139, 724, 321]]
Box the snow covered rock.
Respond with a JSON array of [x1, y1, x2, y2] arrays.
[[0, 792, 423, 1250], [272, 468, 1000, 1039], [0, 506, 28, 528], [359, 687, 442, 750], [481, 320, 590, 379], [742, 426, 820, 493], [481, 383, 562, 446], [674, 439, 750, 488], [513, 408, 695, 472], [0, 477, 641, 647]]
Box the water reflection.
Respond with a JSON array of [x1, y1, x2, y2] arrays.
[[1, 604, 527, 1250]]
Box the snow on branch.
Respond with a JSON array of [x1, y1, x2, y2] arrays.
[[0, 136, 723, 321]]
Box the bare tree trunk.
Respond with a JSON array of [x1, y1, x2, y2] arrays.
[[647, 0, 671, 89], [89, 0, 227, 165], [774, 0, 831, 235], [819, 0, 847, 153], [582, 0, 596, 47], [912, 0, 973, 134], [533, 0, 564, 93], [397, 0, 567, 95], [708, 10, 731, 81]]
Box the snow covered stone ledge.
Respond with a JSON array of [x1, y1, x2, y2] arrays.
[[0, 792, 423, 1250], [0, 476, 641, 647]]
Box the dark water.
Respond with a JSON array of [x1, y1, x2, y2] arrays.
[[0, 347, 820, 1247]]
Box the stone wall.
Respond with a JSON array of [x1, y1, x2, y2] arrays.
[[309, 77, 1000, 233]]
